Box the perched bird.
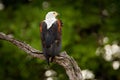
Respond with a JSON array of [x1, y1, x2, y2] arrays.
[[40, 11, 62, 65]]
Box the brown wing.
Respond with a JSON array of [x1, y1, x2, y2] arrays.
[[40, 21, 47, 48], [57, 19, 62, 33]]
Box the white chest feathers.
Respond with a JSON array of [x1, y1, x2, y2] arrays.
[[44, 18, 57, 29]]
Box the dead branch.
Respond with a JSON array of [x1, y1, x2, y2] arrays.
[[0, 32, 83, 80]]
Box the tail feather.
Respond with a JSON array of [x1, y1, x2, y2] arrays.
[[47, 57, 50, 65], [45, 55, 50, 65]]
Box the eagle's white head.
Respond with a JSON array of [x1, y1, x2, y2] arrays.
[[44, 11, 59, 29], [45, 11, 58, 20]]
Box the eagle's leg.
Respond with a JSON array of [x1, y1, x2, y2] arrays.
[[50, 56, 55, 63]]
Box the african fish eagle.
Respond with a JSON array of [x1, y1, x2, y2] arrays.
[[40, 11, 62, 65]]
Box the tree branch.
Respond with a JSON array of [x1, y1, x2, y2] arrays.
[[0, 32, 83, 80]]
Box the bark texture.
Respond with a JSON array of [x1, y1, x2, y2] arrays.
[[0, 32, 83, 80]]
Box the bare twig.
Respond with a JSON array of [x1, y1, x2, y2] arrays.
[[0, 32, 83, 80]]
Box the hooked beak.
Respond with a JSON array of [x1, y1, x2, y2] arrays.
[[55, 12, 59, 17]]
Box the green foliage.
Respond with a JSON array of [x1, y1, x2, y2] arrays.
[[0, 0, 120, 80]]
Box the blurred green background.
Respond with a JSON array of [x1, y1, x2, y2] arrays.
[[0, 0, 120, 80]]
